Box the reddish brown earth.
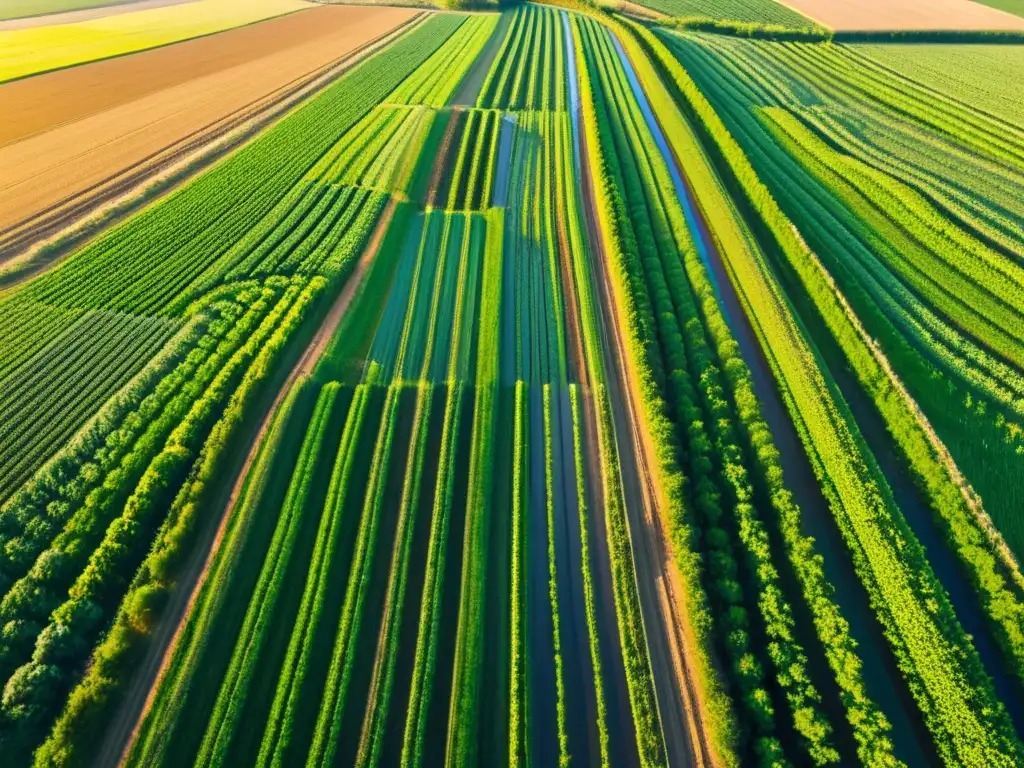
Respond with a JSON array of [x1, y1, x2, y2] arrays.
[[0, 4, 417, 242]]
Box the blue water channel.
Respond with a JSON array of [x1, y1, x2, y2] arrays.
[[605, 21, 1024, 759], [561, 12, 581, 177], [603, 28, 944, 765], [609, 36, 734, 330]]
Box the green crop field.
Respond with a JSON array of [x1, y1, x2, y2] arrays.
[[1, 4, 1023, 768]]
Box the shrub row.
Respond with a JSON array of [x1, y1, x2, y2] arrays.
[[650, 18, 1024, 711], [32, 278, 325, 767], [126, 375, 318, 767], [627, 18, 1022, 766], [571, 12, 715, 766]]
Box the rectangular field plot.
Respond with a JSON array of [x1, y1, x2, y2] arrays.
[[126, 10, 655, 768]]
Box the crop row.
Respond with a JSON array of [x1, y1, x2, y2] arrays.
[[660, 34, 1024, 533], [579, 14, 858, 763], [122, 13, 654, 768], [0, 314, 202, 597], [7, 15, 466, 320], [504, 111, 569, 387], [446, 109, 502, 212], [638, 0, 815, 27], [31, 275, 325, 767], [387, 15, 497, 108], [691, 36, 1024, 374], [619, 18, 1023, 766], [652, 27, 1024, 688], [0, 14, 478, 768], [310, 106, 436, 196], [0, 310, 179, 499], [199, 380, 343, 767], [444, 371, 496, 766], [611, 17, 909, 765], [441, 200, 504, 764], [128, 198, 499, 768], [800, 105, 1024, 276], [733, 38, 1024, 256], [566, 14, 676, 765], [0, 302, 83, 385], [0, 283, 301, 691], [753, 107, 1024, 415], [477, 5, 568, 112], [126, 371, 321, 768]]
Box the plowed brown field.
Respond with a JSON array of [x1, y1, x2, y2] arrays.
[[779, 0, 1024, 30], [0, 4, 417, 241]]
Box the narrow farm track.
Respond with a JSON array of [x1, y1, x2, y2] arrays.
[[0, 6, 421, 267], [577, 97, 709, 768], [93, 200, 398, 768]]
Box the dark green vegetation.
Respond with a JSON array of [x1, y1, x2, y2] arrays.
[[3, 3, 1024, 768], [658, 29, 1024, 572], [126, 7, 661, 768], [0, 14, 467, 765], [623, 11, 1024, 767]]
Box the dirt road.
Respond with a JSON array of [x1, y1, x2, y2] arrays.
[[0, 5, 416, 248], [576, 89, 713, 768], [93, 199, 399, 768]]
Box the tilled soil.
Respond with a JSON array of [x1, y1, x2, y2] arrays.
[[0, 5, 416, 237]]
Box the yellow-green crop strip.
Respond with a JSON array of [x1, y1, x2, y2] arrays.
[[0, 0, 308, 82]]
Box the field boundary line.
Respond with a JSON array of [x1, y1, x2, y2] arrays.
[[789, 224, 1024, 598], [0, 4, 315, 85]]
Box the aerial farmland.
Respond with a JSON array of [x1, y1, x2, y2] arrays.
[[0, 0, 1022, 765]]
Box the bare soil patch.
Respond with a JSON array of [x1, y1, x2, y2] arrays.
[[0, 5, 416, 243], [0, 4, 372, 146], [779, 0, 1024, 30]]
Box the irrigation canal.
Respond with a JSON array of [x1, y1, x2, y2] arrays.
[[608, 29, 943, 766]]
